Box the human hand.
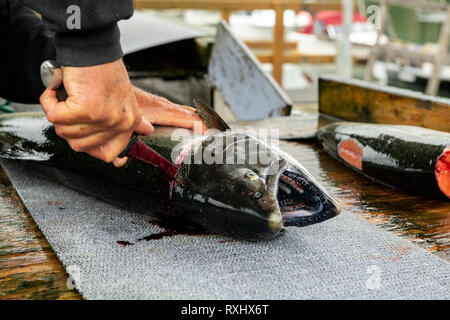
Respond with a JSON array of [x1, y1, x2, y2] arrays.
[[40, 58, 154, 167], [133, 86, 208, 132], [110, 87, 209, 168]]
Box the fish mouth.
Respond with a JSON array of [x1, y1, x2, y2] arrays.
[[269, 166, 341, 227]]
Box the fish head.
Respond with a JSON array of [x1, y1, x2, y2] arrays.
[[174, 131, 340, 240]]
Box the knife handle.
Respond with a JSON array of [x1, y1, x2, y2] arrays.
[[40, 59, 139, 159], [118, 132, 139, 158], [40, 60, 68, 101]]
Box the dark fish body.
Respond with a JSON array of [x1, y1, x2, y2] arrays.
[[317, 122, 450, 199], [0, 112, 340, 240]]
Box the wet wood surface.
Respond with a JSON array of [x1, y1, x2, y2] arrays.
[[0, 169, 81, 300], [279, 139, 450, 258], [0, 111, 449, 299]]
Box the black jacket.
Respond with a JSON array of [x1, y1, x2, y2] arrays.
[[0, 0, 133, 103]]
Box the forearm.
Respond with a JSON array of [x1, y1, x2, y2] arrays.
[[20, 0, 134, 66]]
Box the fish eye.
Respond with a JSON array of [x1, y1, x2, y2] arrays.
[[253, 192, 262, 199], [246, 171, 259, 181]]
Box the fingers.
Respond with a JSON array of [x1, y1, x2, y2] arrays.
[[65, 131, 118, 152], [149, 108, 208, 133], [177, 105, 196, 113], [54, 118, 152, 168], [134, 118, 154, 136], [174, 105, 209, 133], [39, 59, 149, 167], [84, 131, 132, 163], [41, 85, 96, 125], [41, 90, 93, 127], [54, 123, 106, 139], [137, 101, 205, 130], [42, 68, 206, 168], [44, 100, 101, 125], [113, 157, 128, 168], [40, 88, 59, 116], [133, 85, 207, 130]]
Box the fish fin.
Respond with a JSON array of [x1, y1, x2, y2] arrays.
[[193, 99, 230, 132]]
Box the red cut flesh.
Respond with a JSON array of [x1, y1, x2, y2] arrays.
[[129, 140, 179, 179], [338, 139, 363, 170], [435, 146, 450, 199]]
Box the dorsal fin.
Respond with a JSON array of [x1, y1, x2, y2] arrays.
[[193, 99, 230, 132]]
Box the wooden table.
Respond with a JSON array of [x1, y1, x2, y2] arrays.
[[1, 109, 449, 299], [0, 169, 81, 299]]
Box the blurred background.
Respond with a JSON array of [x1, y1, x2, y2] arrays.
[[129, 0, 450, 103], [3, 0, 450, 116]]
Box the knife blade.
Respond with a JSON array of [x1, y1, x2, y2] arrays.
[[40, 60, 179, 178]]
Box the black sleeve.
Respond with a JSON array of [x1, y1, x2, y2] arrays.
[[21, 0, 134, 67], [0, 0, 56, 104]]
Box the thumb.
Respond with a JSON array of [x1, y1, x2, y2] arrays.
[[134, 117, 154, 136]]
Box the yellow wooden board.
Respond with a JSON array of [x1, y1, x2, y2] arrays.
[[319, 75, 450, 132]]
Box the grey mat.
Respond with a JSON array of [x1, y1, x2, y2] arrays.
[[1, 159, 449, 300]]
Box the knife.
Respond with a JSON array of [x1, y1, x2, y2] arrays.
[[40, 60, 179, 179]]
